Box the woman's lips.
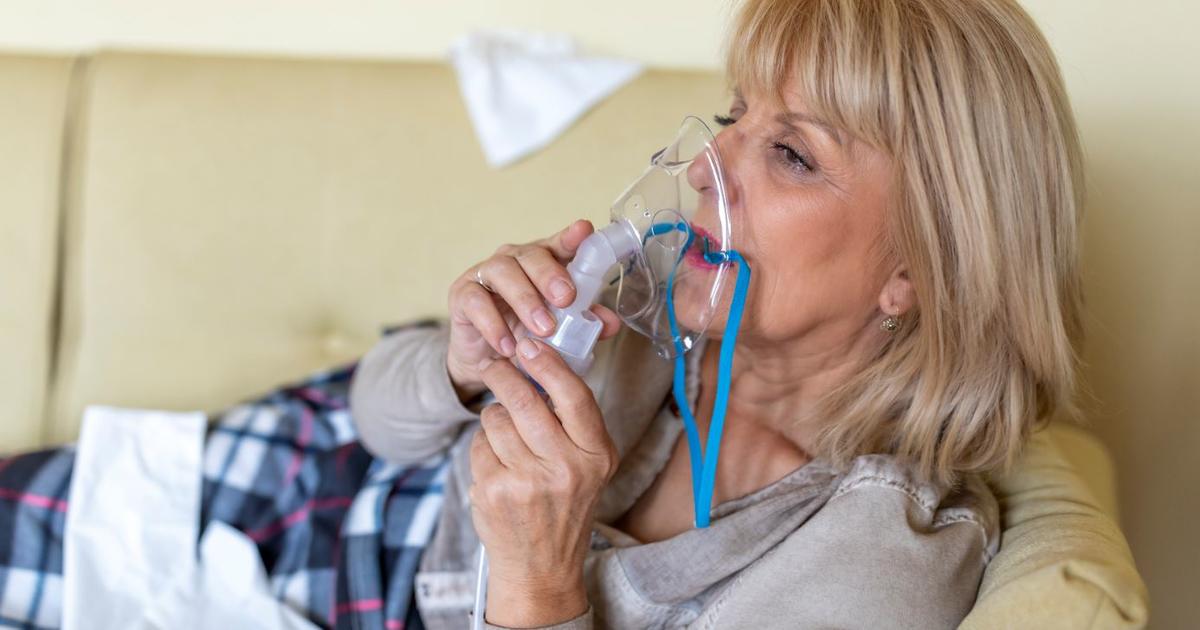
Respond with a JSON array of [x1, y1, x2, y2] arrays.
[[684, 225, 722, 269]]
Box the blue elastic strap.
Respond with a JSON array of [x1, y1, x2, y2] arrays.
[[665, 263, 704, 505], [648, 222, 751, 528], [644, 222, 705, 502], [643, 220, 695, 251]]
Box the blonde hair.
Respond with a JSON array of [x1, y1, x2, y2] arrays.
[[726, 0, 1085, 483]]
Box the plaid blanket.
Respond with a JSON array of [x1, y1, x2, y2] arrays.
[[0, 360, 449, 630]]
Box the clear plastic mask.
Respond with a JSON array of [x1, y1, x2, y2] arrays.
[[605, 116, 735, 359]]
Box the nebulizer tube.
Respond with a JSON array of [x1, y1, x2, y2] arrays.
[[471, 116, 749, 628]]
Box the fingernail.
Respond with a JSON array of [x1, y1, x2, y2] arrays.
[[517, 337, 541, 359], [477, 357, 495, 371], [550, 278, 572, 302], [533, 308, 555, 334], [499, 336, 516, 357]]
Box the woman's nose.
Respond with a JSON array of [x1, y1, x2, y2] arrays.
[[686, 128, 738, 207], [685, 147, 715, 193]]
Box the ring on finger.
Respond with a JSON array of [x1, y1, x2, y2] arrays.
[[474, 267, 495, 293]]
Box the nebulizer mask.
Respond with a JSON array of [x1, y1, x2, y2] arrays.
[[473, 116, 750, 627]]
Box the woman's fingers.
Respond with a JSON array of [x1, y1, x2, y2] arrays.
[[478, 403, 534, 467], [469, 426, 503, 478], [591, 304, 622, 340], [479, 358, 570, 459], [447, 217, 617, 393], [477, 257, 558, 338], [514, 339, 614, 459], [516, 246, 576, 309], [542, 220, 594, 261], [451, 280, 518, 358], [453, 218, 606, 348]]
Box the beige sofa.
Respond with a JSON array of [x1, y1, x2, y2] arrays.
[[0, 50, 1148, 628]]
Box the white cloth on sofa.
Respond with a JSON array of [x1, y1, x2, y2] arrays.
[[449, 30, 643, 168]]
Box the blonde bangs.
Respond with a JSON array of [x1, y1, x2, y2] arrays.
[[724, 0, 898, 150]]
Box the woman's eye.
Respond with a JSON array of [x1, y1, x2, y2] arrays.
[[772, 142, 814, 173], [713, 114, 737, 127]]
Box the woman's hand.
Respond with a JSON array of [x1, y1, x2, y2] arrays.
[[446, 219, 621, 401], [469, 337, 618, 627]]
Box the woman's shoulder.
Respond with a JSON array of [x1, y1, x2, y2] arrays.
[[707, 454, 999, 628], [829, 453, 1001, 562]]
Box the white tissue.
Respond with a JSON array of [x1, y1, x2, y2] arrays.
[[449, 30, 643, 167], [63, 406, 207, 630], [136, 522, 318, 630], [61, 406, 318, 630]]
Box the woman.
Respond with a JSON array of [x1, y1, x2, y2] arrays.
[[350, 0, 1084, 627]]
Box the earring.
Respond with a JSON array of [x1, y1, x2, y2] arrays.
[[881, 315, 901, 332]]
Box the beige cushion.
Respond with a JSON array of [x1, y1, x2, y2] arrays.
[[961, 423, 1150, 629], [47, 51, 726, 442], [0, 54, 75, 452]]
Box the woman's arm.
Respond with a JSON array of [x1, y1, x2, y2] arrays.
[[349, 323, 481, 465], [352, 221, 621, 467]]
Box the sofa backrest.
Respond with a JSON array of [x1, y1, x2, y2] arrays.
[[38, 51, 725, 443], [0, 54, 75, 450]]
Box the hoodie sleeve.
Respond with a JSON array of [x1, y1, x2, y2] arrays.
[[349, 323, 481, 465]]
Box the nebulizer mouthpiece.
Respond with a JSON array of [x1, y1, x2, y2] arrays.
[[540, 223, 641, 375], [473, 117, 750, 629]]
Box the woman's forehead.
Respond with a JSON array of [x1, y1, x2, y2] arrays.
[[731, 84, 850, 149]]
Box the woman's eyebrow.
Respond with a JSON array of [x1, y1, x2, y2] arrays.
[[776, 112, 845, 147]]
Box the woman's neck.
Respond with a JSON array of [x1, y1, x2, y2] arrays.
[[712, 321, 879, 454]]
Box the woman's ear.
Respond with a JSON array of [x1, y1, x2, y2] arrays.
[[879, 267, 916, 317]]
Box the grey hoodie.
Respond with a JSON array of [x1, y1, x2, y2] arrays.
[[349, 324, 998, 629]]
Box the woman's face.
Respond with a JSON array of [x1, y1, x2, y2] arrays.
[[678, 81, 905, 354]]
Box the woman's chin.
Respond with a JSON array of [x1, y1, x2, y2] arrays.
[[671, 275, 739, 332], [667, 295, 719, 335]]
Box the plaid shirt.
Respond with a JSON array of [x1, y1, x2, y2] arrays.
[[0, 360, 448, 630]]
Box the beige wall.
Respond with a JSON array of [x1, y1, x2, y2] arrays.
[[2, 0, 1197, 626], [1019, 2, 1200, 627], [0, 0, 730, 69]]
